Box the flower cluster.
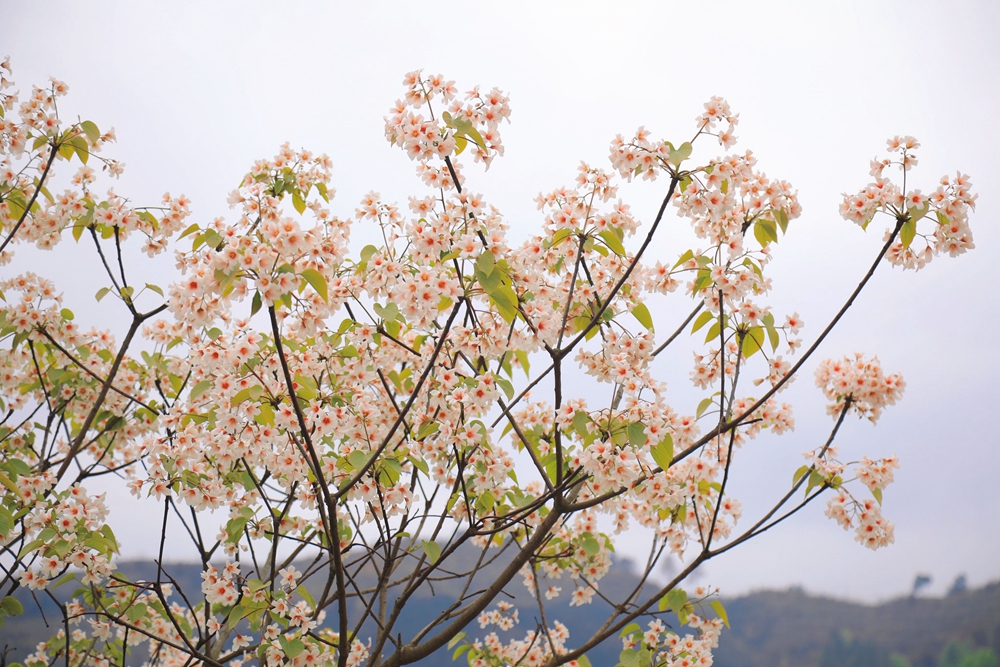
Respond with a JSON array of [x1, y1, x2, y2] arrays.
[[856, 454, 900, 492], [814, 354, 905, 422], [826, 493, 896, 550], [840, 137, 976, 270], [385, 69, 511, 172]]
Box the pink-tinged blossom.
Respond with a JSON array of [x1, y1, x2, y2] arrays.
[[815, 354, 905, 422]]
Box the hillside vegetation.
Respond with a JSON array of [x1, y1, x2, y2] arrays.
[[2, 557, 997, 667]]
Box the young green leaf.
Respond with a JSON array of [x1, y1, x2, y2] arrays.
[[631, 302, 654, 331], [80, 120, 100, 144], [650, 435, 674, 471], [598, 229, 626, 256], [422, 540, 441, 563], [711, 599, 731, 628], [299, 268, 328, 302], [696, 397, 714, 419], [691, 310, 714, 333], [900, 218, 917, 249]]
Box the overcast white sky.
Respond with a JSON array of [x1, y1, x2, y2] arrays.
[[5, 1, 999, 603]]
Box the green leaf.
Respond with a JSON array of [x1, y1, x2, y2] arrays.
[[692, 267, 713, 294], [582, 534, 600, 557], [753, 221, 768, 248], [514, 349, 531, 377], [548, 228, 573, 248], [476, 266, 502, 295], [774, 208, 789, 233], [191, 380, 212, 401], [496, 376, 514, 401], [741, 326, 764, 358], [792, 465, 810, 487], [95, 287, 111, 302], [80, 121, 100, 144], [126, 602, 148, 623], [691, 310, 714, 333], [598, 229, 626, 257], [704, 321, 722, 343], [900, 217, 917, 249], [137, 210, 158, 229], [251, 290, 263, 317], [673, 248, 694, 270], [0, 596, 23, 618], [805, 470, 825, 497], [619, 621, 642, 638], [766, 323, 780, 351], [231, 387, 254, 404], [476, 489, 496, 514], [907, 203, 929, 224], [416, 420, 440, 440], [35, 181, 53, 203], [669, 141, 693, 166], [661, 587, 689, 624], [226, 516, 249, 543], [711, 599, 730, 628], [650, 435, 673, 471], [476, 251, 495, 277], [299, 268, 328, 302], [627, 421, 647, 447], [408, 455, 429, 476], [254, 404, 275, 426], [872, 486, 883, 505], [297, 583, 316, 608], [696, 397, 714, 419], [422, 540, 441, 564], [490, 286, 519, 323], [631, 302, 653, 331], [178, 222, 200, 240], [465, 125, 488, 153], [619, 649, 640, 667], [144, 283, 164, 297], [292, 191, 306, 214], [448, 632, 467, 650], [69, 135, 89, 164], [361, 244, 378, 262], [294, 375, 317, 401], [315, 182, 329, 202], [347, 449, 368, 470], [763, 217, 780, 242], [742, 256, 763, 280], [282, 638, 305, 659]]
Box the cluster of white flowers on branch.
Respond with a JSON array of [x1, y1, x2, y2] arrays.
[[0, 62, 976, 667]]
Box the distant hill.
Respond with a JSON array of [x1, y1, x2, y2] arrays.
[[713, 583, 1000, 667], [2, 556, 998, 666]]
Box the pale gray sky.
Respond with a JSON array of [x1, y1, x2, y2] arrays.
[[5, 1, 999, 602]]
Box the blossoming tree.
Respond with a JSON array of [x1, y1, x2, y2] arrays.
[[0, 59, 977, 667]]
